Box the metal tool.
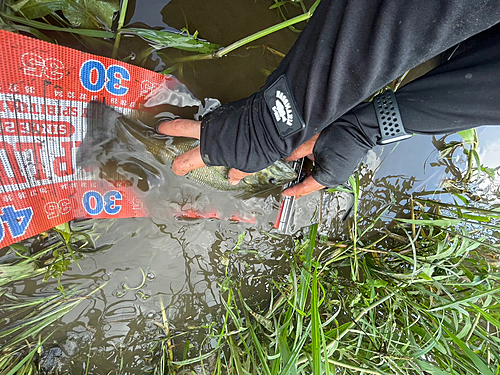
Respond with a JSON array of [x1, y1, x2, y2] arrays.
[[274, 158, 304, 234]]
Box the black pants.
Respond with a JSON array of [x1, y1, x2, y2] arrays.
[[313, 24, 500, 187], [200, 0, 500, 175]]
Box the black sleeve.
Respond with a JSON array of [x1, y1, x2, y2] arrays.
[[312, 23, 500, 187], [200, 0, 500, 173]]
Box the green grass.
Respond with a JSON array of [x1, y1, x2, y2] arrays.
[[168, 165, 500, 374], [0, 282, 105, 374], [0, 225, 104, 374], [2, 0, 319, 66], [2, 1, 500, 373], [0, 279, 106, 374]]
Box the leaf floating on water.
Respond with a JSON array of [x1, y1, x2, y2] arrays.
[[0, 12, 115, 37], [12, 0, 119, 29], [53, 222, 71, 244], [123, 28, 221, 54]]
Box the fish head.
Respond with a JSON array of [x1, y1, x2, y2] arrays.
[[240, 160, 297, 191]]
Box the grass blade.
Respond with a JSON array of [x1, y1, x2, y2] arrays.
[[122, 28, 220, 54], [443, 327, 494, 375], [311, 267, 321, 374], [0, 12, 113, 37]]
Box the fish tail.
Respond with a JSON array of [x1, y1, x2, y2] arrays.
[[77, 101, 122, 166]]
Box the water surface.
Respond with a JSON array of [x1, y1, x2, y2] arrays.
[[1, 1, 500, 373]]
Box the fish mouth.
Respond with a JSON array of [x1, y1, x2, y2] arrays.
[[239, 164, 297, 190]]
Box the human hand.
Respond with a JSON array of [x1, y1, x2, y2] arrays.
[[282, 133, 326, 198], [157, 119, 326, 198], [157, 118, 258, 183]]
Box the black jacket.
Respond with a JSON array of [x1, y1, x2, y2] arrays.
[[200, 0, 500, 187]]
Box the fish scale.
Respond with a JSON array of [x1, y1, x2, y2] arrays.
[[78, 102, 297, 192], [138, 135, 298, 191]]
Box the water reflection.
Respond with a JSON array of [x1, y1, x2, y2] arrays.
[[2, 0, 500, 367], [2, 122, 499, 373]]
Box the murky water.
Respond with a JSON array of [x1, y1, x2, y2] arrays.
[[1, 1, 500, 373], [25, 124, 497, 373]]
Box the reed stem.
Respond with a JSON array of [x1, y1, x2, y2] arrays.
[[112, 0, 129, 59], [170, 0, 320, 63], [214, 2, 318, 59]]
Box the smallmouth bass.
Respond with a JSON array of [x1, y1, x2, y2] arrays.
[[78, 102, 297, 192]]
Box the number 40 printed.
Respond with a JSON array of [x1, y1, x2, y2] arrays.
[[0, 205, 33, 243]]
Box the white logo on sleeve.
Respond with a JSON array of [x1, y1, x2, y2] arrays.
[[272, 90, 293, 127]]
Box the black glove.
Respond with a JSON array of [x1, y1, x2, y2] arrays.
[[200, 0, 500, 174], [313, 24, 500, 187]]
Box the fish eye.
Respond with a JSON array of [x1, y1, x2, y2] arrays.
[[268, 178, 276, 184]]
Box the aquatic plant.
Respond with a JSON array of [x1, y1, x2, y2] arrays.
[[0, 224, 105, 374], [0, 282, 105, 374], [1, 0, 499, 373], [164, 167, 500, 374], [1, 0, 320, 64]]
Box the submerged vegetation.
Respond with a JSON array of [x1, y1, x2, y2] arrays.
[[144, 137, 498, 374], [0, 224, 106, 374], [0, 0, 499, 374], [0, 0, 319, 66], [2, 166, 499, 373], [191, 183, 500, 374]]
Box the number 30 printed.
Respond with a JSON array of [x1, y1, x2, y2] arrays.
[[82, 190, 122, 216], [80, 60, 130, 96]]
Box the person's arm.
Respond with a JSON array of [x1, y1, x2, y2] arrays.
[[310, 23, 500, 188], [199, 0, 500, 173]]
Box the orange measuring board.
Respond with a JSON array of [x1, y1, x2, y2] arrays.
[[0, 30, 173, 247]]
